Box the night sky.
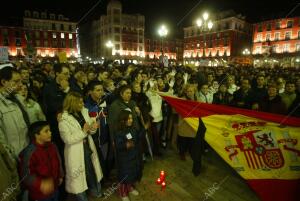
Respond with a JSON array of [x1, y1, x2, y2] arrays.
[[1, 0, 299, 37]]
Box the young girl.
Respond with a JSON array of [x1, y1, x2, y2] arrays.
[[114, 109, 142, 201]]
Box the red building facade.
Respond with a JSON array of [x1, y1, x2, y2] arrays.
[[144, 38, 183, 64], [252, 17, 300, 67], [0, 10, 78, 60], [183, 12, 252, 66]]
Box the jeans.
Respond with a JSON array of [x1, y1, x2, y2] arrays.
[[29, 190, 59, 201]]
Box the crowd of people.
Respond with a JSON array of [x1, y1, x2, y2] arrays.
[[0, 60, 299, 201]]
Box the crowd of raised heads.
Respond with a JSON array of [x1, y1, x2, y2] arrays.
[[0, 60, 299, 201]]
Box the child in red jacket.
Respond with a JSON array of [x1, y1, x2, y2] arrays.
[[19, 121, 64, 201]]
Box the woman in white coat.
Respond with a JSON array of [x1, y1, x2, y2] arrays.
[[58, 92, 103, 201]]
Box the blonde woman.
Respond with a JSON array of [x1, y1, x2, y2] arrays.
[[58, 92, 103, 201]]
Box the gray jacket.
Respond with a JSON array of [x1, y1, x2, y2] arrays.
[[0, 93, 29, 158]]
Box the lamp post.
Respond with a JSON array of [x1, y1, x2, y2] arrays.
[[158, 25, 168, 57], [196, 12, 213, 63], [105, 40, 113, 60], [242, 48, 250, 55]]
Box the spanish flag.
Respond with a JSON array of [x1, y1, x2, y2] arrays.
[[162, 95, 300, 201]]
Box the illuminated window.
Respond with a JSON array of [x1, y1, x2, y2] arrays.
[[266, 23, 271, 31], [287, 20, 293, 28], [275, 32, 280, 41], [52, 33, 56, 39], [275, 21, 281, 29], [296, 44, 300, 52], [285, 31, 291, 40], [69, 33, 72, 39], [266, 33, 271, 41], [61, 33, 65, 39], [283, 44, 290, 52], [256, 46, 262, 54], [257, 33, 262, 42]]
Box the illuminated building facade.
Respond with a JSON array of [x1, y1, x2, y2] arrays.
[[252, 17, 300, 67], [144, 38, 183, 64], [183, 11, 252, 67], [99, 0, 145, 62], [7, 10, 79, 59]]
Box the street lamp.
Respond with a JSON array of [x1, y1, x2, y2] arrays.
[[105, 40, 113, 59], [242, 48, 250, 55], [158, 25, 168, 56], [196, 12, 213, 59]]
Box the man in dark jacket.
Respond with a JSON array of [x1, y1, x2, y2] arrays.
[[259, 84, 287, 115], [42, 64, 70, 156], [231, 78, 255, 109], [85, 80, 113, 180]]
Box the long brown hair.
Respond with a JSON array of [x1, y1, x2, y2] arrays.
[[63, 92, 83, 115]]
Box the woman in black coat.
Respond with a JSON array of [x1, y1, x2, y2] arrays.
[[114, 109, 142, 200]]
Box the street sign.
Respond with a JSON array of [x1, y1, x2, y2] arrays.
[[0, 47, 9, 62]]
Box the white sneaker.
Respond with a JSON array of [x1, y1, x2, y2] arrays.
[[121, 196, 130, 201], [129, 189, 139, 196]]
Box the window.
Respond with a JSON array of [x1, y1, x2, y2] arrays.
[[275, 21, 281, 29], [139, 46, 143, 51], [275, 32, 280, 41], [296, 44, 300, 52], [61, 40, 66, 48], [255, 46, 261, 54], [69, 25, 73, 31], [114, 27, 120, 32], [285, 31, 291, 40], [114, 17, 120, 24], [52, 40, 57, 48], [3, 38, 9, 46], [15, 38, 21, 46], [25, 10, 31, 17], [257, 24, 262, 32], [224, 38, 228, 46], [283, 44, 290, 52], [33, 11, 39, 18], [114, 35, 120, 41], [115, 44, 120, 50], [272, 44, 279, 53], [266, 23, 271, 31], [69, 39, 73, 48], [41, 12, 47, 19], [35, 31, 40, 38], [257, 33, 262, 42], [287, 20, 293, 28], [44, 32, 48, 38], [69, 33, 73, 39], [44, 40, 48, 47], [60, 24, 64, 31], [52, 33, 57, 39], [113, 9, 120, 14], [50, 14, 55, 20], [58, 15, 64, 20], [266, 33, 271, 41], [36, 40, 40, 47], [52, 23, 56, 30], [61, 33, 65, 39]]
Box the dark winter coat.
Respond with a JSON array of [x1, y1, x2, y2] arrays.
[[259, 95, 287, 115], [114, 128, 142, 183]]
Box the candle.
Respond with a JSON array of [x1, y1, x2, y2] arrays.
[[160, 171, 165, 181], [161, 181, 166, 189], [156, 178, 162, 184]]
